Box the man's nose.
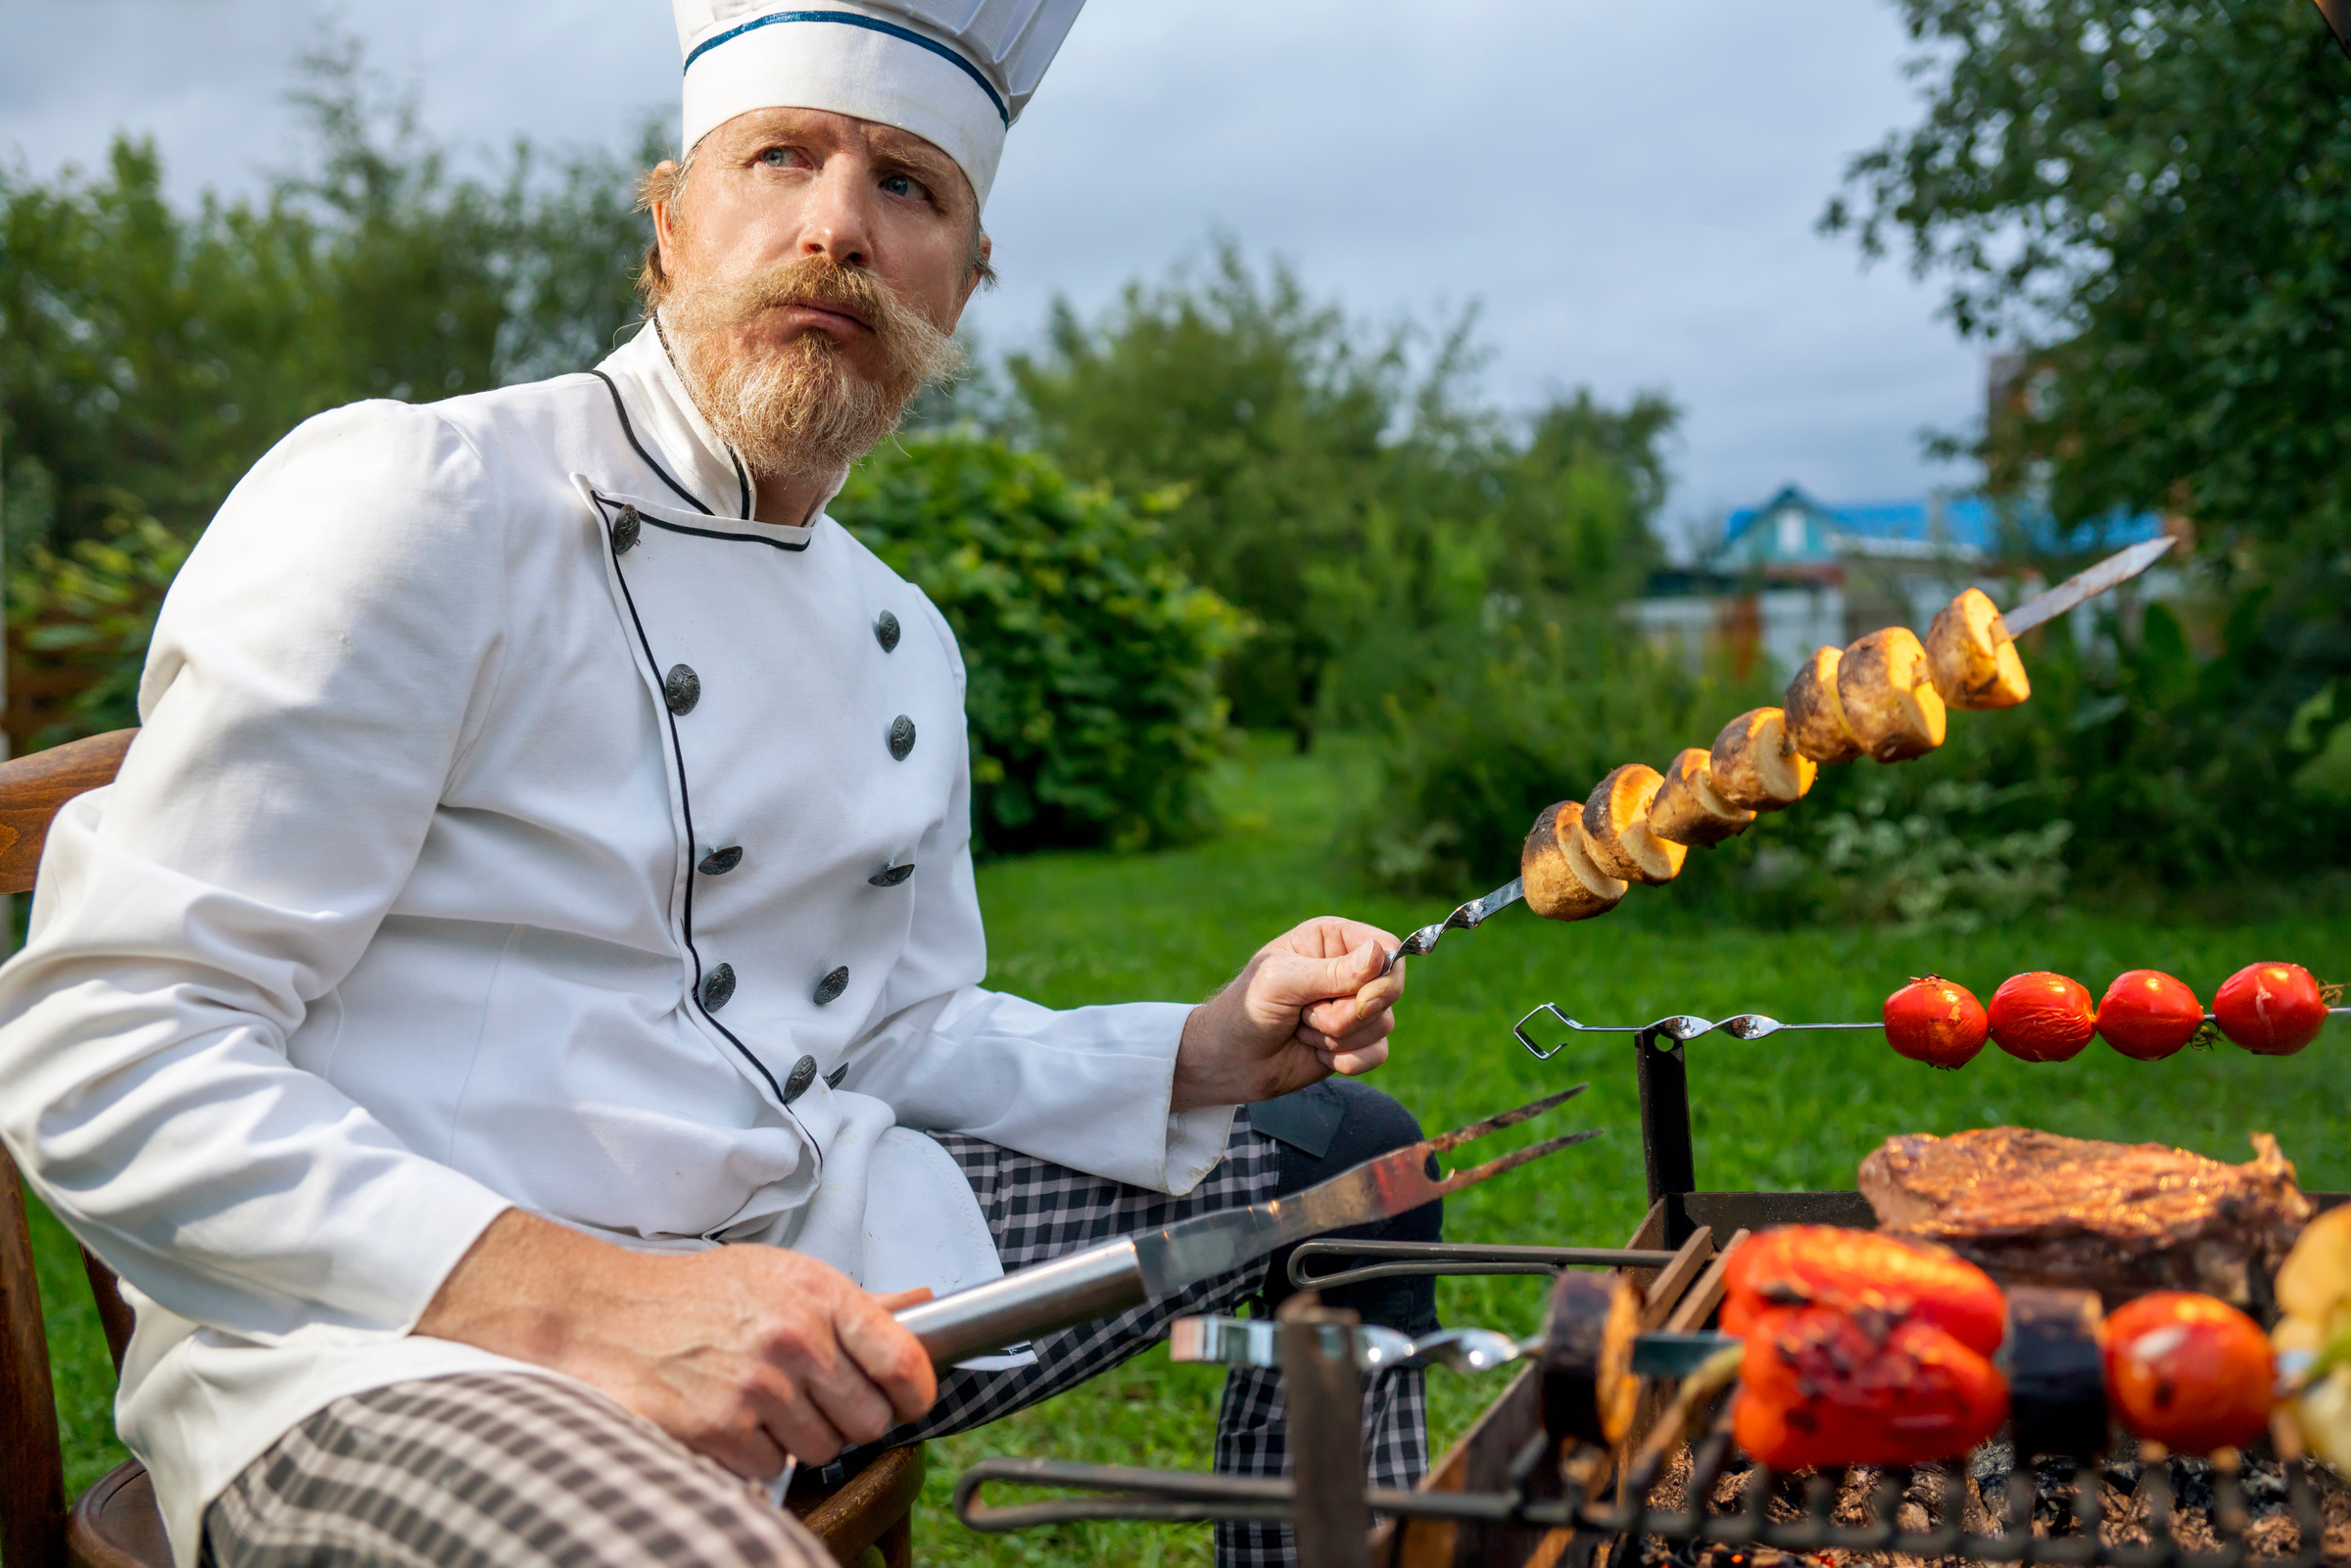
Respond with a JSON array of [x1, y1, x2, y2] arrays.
[[795, 156, 876, 268]]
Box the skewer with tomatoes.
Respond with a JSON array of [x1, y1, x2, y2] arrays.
[[1881, 960, 2341, 1069]]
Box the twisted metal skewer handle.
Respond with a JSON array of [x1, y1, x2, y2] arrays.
[[1381, 878, 1522, 974], [1512, 1002, 1880, 1061]]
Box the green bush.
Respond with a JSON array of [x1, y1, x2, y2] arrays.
[[1336, 615, 1757, 897], [835, 432, 1243, 857], [5, 504, 191, 747]]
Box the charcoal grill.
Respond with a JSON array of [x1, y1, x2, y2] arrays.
[[949, 1009, 2351, 1568]]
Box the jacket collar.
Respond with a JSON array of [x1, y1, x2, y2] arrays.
[[592, 319, 849, 529]]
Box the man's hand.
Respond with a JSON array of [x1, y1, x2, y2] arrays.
[[1172, 916, 1406, 1111], [414, 1210, 936, 1479]]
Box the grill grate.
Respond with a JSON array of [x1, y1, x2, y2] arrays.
[[956, 1430, 2343, 1567]]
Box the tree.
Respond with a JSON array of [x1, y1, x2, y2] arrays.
[[0, 47, 654, 744], [1007, 239, 1677, 744], [1827, 1, 2350, 568], [1821, 0, 2351, 879]]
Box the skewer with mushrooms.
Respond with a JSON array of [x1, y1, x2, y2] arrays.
[[1515, 584, 2037, 922]]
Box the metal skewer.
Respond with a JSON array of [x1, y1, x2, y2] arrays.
[[1172, 1314, 1742, 1379], [1377, 536, 2180, 974]]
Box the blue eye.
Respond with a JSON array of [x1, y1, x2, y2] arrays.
[[759, 147, 796, 168], [882, 173, 927, 200]]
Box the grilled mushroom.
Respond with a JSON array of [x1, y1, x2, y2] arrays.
[[1837, 627, 1948, 763], [1783, 645, 1865, 765], [1926, 587, 2032, 710], [1581, 763, 1686, 886], [1648, 746, 1755, 848], [1522, 801, 1627, 921], [1707, 707, 1817, 812]]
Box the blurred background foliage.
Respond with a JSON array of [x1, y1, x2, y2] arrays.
[[4, 6, 2348, 898]]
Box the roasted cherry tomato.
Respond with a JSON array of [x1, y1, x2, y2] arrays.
[[1989, 972, 2097, 1063], [1720, 1226, 2005, 1355], [2213, 963, 2331, 1057], [1733, 1305, 2010, 1471], [2095, 970, 2205, 1061], [1884, 975, 1990, 1069], [2102, 1291, 2276, 1453]]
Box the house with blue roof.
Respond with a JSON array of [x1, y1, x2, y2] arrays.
[[1632, 483, 2174, 680]]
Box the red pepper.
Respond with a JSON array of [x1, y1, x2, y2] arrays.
[[1733, 1305, 2011, 1471], [1720, 1226, 2006, 1356]]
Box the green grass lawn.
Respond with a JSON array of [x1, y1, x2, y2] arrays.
[[23, 735, 2349, 1562]]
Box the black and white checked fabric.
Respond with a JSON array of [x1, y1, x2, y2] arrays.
[[204, 1116, 1429, 1568], [204, 1371, 828, 1568], [841, 1111, 1429, 1568]]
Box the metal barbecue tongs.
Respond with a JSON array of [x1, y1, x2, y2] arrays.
[[1381, 535, 2181, 973], [891, 1084, 1601, 1367]]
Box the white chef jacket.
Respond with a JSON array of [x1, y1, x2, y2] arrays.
[[0, 322, 1237, 1565]]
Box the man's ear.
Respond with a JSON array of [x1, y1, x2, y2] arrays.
[[956, 230, 993, 315], [649, 161, 686, 275]]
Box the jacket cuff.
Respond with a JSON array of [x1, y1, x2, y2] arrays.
[[1162, 1102, 1240, 1196]]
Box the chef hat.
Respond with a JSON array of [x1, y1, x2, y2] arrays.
[[672, 1, 1085, 210]]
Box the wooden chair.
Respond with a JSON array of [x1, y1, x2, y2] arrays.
[[0, 729, 922, 1568]]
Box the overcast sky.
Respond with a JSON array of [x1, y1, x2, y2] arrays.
[[2, 1, 1988, 540]]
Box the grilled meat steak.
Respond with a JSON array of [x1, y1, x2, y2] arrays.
[[1858, 1127, 2312, 1307]]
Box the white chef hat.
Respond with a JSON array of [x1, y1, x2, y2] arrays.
[[672, 1, 1085, 211]]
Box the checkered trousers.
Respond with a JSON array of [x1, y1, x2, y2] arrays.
[[204, 1371, 828, 1568], [845, 1113, 1429, 1568]]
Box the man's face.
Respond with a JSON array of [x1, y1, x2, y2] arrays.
[[648, 108, 989, 481]]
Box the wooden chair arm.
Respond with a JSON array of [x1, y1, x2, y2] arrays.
[[0, 731, 137, 897]]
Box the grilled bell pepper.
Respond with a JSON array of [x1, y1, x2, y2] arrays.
[[1733, 1304, 2011, 1471], [1721, 1225, 2006, 1356]]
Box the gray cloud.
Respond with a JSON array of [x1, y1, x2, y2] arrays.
[[1, 1, 1985, 532]]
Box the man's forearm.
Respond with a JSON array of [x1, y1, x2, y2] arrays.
[[414, 1208, 621, 1363], [412, 1207, 936, 1477]]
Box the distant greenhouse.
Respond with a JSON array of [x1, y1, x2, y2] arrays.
[[1632, 483, 2177, 680]]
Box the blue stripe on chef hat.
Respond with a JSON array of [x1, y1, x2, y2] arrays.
[[672, 1, 1086, 212]]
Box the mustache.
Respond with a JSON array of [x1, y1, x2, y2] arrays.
[[675, 254, 926, 346]]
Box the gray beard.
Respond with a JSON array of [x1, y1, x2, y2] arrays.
[[658, 279, 962, 483]]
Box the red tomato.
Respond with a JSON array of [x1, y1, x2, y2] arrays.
[[1732, 1305, 2010, 1470], [1988, 972, 2096, 1063], [1719, 1227, 2005, 1355], [1883, 975, 1990, 1069], [2095, 970, 2205, 1061], [2213, 963, 2330, 1057], [2102, 1292, 2275, 1453]]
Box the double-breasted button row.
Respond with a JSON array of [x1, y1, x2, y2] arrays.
[[673, 602, 914, 1109], [698, 961, 852, 1012]]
